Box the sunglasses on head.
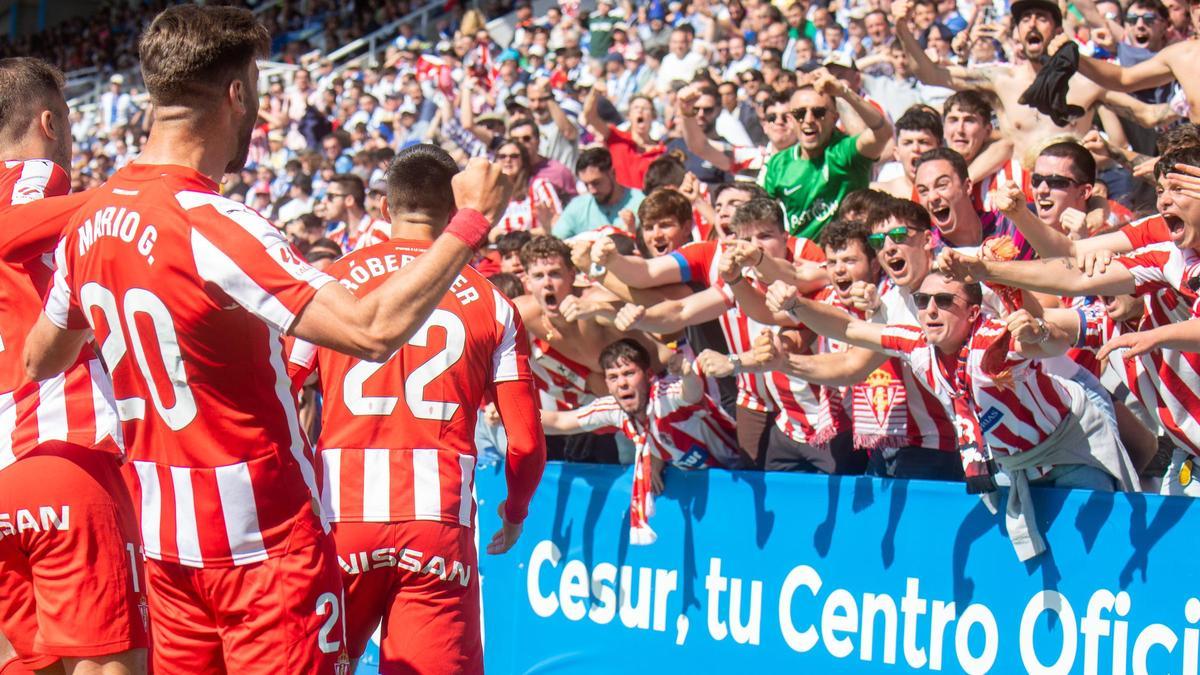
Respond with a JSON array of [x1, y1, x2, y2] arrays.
[[791, 106, 828, 121], [866, 225, 913, 250], [912, 292, 959, 310], [1030, 173, 1081, 190], [1124, 12, 1159, 24]]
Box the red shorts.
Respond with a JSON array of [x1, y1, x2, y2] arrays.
[[333, 520, 481, 675], [145, 533, 348, 675], [0, 443, 148, 670]]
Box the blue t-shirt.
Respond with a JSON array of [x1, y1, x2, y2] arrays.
[[553, 187, 646, 239]]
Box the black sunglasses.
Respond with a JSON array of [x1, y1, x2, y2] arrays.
[[791, 106, 828, 121], [763, 112, 788, 124], [1124, 12, 1159, 24], [695, 105, 718, 115], [1031, 173, 1081, 190], [866, 225, 913, 250], [912, 292, 960, 310]]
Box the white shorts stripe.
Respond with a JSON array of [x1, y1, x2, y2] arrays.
[[214, 463, 269, 566], [321, 449, 342, 521], [412, 449, 441, 521], [171, 466, 204, 568], [362, 449, 391, 522], [458, 454, 476, 527], [132, 461, 163, 561], [35, 374, 68, 444]]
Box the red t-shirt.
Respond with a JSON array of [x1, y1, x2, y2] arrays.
[[605, 125, 666, 191]]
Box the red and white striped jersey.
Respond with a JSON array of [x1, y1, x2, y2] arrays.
[[1115, 241, 1200, 305], [327, 213, 392, 252], [44, 163, 336, 568], [671, 237, 825, 413], [0, 160, 122, 469], [1121, 214, 1169, 249], [880, 322, 1064, 473], [530, 337, 595, 411], [973, 158, 1032, 212], [287, 239, 533, 526], [494, 178, 563, 236], [875, 283, 958, 451], [573, 377, 740, 468]]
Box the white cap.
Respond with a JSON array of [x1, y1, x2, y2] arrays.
[[110, 73, 125, 85]]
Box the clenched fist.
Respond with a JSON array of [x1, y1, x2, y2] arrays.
[[695, 349, 735, 377], [765, 280, 801, 315], [452, 157, 515, 225], [614, 304, 645, 332]]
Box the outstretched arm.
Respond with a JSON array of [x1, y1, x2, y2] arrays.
[[1097, 318, 1200, 361], [893, 0, 996, 91], [937, 249, 1138, 297]]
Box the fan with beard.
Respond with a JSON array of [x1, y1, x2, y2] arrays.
[[1017, 40, 1086, 127]]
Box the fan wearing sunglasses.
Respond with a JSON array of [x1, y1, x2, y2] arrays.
[[680, 86, 796, 178], [760, 68, 892, 241], [760, 272, 1136, 546]]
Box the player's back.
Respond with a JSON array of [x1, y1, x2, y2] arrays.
[[0, 159, 121, 466], [290, 238, 528, 526], [47, 163, 334, 567]]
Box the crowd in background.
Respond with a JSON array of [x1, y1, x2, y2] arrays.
[[30, 0, 1200, 547]]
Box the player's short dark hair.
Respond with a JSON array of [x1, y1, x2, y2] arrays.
[[599, 338, 652, 372], [1155, 145, 1200, 181], [643, 153, 688, 194], [915, 147, 970, 181], [895, 106, 944, 141], [293, 212, 323, 232], [488, 272, 526, 299], [575, 146, 613, 174], [519, 234, 573, 269], [138, 5, 269, 108], [942, 90, 993, 124], [496, 230, 534, 257], [330, 173, 367, 208], [1040, 141, 1097, 184], [0, 58, 64, 144], [820, 218, 874, 258], [637, 189, 692, 228], [712, 182, 767, 203], [385, 144, 458, 219], [731, 198, 785, 232], [889, 196, 933, 231]]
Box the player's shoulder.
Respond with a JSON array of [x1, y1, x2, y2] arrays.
[[0, 159, 68, 204]]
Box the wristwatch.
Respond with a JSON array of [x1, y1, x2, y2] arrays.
[[1034, 318, 1050, 344], [728, 353, 743, 374]]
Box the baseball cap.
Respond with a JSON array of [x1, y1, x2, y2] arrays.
[[399, 102, 418, 116], [604, 52, 624, 65], [529, 44, 547, 57], [110, 73, 125, 85], [1010, 0, 1063, 25], [822, 52, 858, 70]]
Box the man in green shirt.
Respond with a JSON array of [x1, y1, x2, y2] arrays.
[[760, 68, 891, 240]]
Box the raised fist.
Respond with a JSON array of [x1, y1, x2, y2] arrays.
[[591, 236, 618, 266], [750, 329, 782, 367], [452, 157, 515, 225], [765, 280, 800, 315], [989, 177, 1027, 216], [845, 280, 880, 314], [695, 349, 735, 377], [614, 303, 645, 332]]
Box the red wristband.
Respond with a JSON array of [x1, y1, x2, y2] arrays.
[[444, 208, 490, 249]]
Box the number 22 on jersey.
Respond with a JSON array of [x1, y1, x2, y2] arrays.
[[342, 309, 466, 421]]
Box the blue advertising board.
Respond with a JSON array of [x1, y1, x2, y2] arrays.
[[462, 461, 1200, 674]]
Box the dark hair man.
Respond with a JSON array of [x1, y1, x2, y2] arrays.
[[22, 6, 511, 673], [287, 144, 545, 674]]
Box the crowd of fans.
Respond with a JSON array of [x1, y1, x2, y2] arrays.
[[43, 0, 1200, 552]]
